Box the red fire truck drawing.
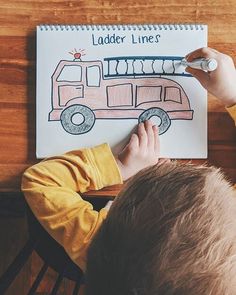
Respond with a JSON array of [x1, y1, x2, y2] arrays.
[[49, 56, 194, 135]]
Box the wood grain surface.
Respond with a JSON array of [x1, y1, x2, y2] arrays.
[[0, 0, 235, 195]]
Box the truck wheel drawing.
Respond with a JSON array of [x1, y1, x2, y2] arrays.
[[139, 108, 171, 134], [49, 56, 194, 135], [61, 104, 95, 134]]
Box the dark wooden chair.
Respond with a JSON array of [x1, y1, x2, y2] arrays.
[[0, 193, 110, 295]]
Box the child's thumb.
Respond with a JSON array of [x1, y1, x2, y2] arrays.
[[186, 67, 208, 85]]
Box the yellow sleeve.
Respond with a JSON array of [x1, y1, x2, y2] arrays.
[[226, 104, 236, 126], [21, 143, 122, 271]]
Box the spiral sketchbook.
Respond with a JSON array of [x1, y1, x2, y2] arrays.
[[36, 24, 207, 158]]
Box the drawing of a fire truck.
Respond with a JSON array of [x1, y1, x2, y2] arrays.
[[49, 56, 194, 135]]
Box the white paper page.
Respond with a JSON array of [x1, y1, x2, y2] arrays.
[[36, 24, 207, 158]]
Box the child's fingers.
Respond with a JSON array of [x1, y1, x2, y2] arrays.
[[185, 47, 207, 61], [144, 120, 155, 148], [137, 122, 148, 149], [185, 67, 210, 85], [153, 125, 160, 155], [186, 47, 217, 61], [118, 133, 139, 163], [127, 133, 139, 152]]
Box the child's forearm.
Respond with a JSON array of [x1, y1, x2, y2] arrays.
[[21, 143, 122, 270], [22, 143, 122, 194]]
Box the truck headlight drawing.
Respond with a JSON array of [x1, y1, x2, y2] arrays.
[[48, 56, 194, 135]]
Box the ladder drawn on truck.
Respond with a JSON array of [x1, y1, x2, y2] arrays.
[[104, 56, 192, 78], [49, 55, 194, 135]]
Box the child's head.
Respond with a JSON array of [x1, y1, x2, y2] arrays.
[[86, 162, 236, 295]]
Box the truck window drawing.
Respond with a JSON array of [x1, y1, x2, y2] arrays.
[[49, 56, 194, 135]]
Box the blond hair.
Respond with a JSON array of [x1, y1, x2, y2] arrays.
[[86, 162, 236, 295]]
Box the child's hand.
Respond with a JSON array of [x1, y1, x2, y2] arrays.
[[116, 120, 160, 181], [185, 47, 236, 107]]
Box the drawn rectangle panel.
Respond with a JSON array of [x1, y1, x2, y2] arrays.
[[59, 85, 84, 106], [136, 86, 162, 106], [107, 84, 133, 107]]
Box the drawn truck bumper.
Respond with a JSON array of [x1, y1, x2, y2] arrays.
[[49, 106, 193, 135]]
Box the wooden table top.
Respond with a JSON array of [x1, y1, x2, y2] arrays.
[[0, 0, 235, 196]]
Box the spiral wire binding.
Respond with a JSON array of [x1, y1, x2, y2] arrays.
[[38, 24, 205, 31]]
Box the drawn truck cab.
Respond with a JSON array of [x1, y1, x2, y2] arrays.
[[49, 59, 193, 135]]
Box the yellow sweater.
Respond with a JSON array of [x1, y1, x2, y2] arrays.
[[21, 105, 236, 272], [22, 143, 122, 271]]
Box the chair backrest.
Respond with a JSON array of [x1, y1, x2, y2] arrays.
[[27, 206, 84, 282], [0, 194, 84, 294]]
